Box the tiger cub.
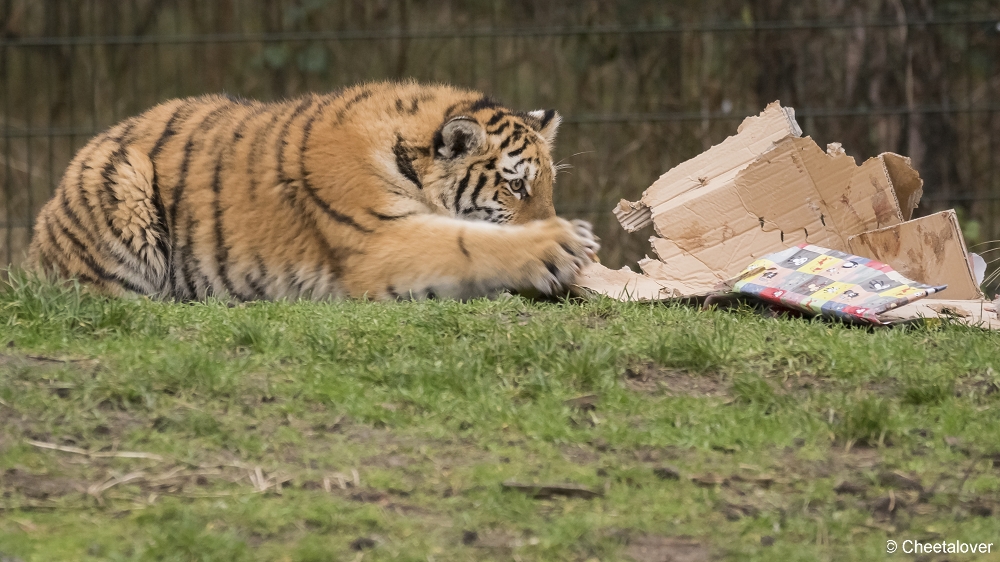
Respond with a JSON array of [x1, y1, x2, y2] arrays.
[[27, 81, 599, 301]]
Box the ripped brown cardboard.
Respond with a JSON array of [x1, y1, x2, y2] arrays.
[[613, 101, 803, 233], [848, 210, 982, 300], [573, 263, 678, 302], [575, 101, 948, 301], [635, 138, 920, 293], [877, 298, 999, 330]]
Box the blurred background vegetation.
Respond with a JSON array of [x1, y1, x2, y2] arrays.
[[1, 0, 998, 277]]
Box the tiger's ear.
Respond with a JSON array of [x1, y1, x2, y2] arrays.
[[526, 109, 561, 148], [434, 116, 485, 159]]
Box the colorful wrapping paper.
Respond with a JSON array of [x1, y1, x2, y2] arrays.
[[732, 244, 947, 324]]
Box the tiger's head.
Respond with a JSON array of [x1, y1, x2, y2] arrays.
[[421, 102, 562, 224]]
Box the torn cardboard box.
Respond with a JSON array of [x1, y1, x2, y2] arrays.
[[575, 100, 988, 324], [570, 259, 677, 301], [847, 210, 982, 300]]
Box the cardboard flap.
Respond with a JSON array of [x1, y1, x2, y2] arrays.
[[614, 101, 802, 232], [882, 153, 923, 221], [847, 210, 982, 300], [878, 299, 1000, 330], [733, 136, 855, 252], [572, 262, 680, 301], [841, 155, 902, 233], [638, 249, 729, 296]]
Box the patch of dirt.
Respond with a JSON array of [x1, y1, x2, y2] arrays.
[[0, 354, 135, 443], [359, 452, 412, 469], [340, 424, 492, 476], [1, 414, 492, 512], [625, 360, 921, 403], [776, 373, 827, 396], [583, 313, 611, 329], [1, 468, 83, 500], [0, 354, 75, 389], [350, 536, 377, 551], [342, 487, 451, 525], [630, 445, 683, 463], [652, 466, 681, 480], [0, 353, 47, 369], [562, 444, 600, 464], [465, 529, 538, 550], [624, 534, 714, 562], [721, 502, 760, 521], [746, 444, 1000, 526], [501, 480, 602, 500], [0, 353, 98, 372], [776, 373, 899, 399], [955, 372, 1000, 401], [490, 311, 536, 328], [622, 359, 921, 403], [624, 362, 727, 398], [821, 446, 882, 475], [91, 411, 144, 441], [833, 480, 868, 495], [602, 440, 983, 534]]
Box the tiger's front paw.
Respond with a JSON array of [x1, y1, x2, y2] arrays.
[[523, 218, 600, 295]]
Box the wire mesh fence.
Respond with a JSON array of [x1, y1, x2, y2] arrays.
[[2, 0, 999, 273]]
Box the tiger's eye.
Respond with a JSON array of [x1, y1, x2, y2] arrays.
[[509, 178, 525, 193]]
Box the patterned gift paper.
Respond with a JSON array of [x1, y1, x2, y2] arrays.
[[732, 244, 948, 324]]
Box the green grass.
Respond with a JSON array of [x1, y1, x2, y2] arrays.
[[2, 274, 1000, 561]]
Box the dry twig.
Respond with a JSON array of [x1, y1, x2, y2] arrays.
[[27, 439, 164, 461]]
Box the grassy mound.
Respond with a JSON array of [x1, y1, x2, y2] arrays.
[[1, 276, 999, 560]]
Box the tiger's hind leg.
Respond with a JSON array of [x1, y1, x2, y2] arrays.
[[28, 144, 172, 297]]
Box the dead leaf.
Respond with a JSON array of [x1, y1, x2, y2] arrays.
[[27, 440, 164, 461], [729, 474, 774, 488]]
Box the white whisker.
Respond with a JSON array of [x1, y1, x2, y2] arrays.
[[555, 151, 594, 168], [969, 239, 1000, 249]]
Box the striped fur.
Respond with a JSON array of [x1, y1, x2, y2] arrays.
[[28, 81, 599, 301]]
